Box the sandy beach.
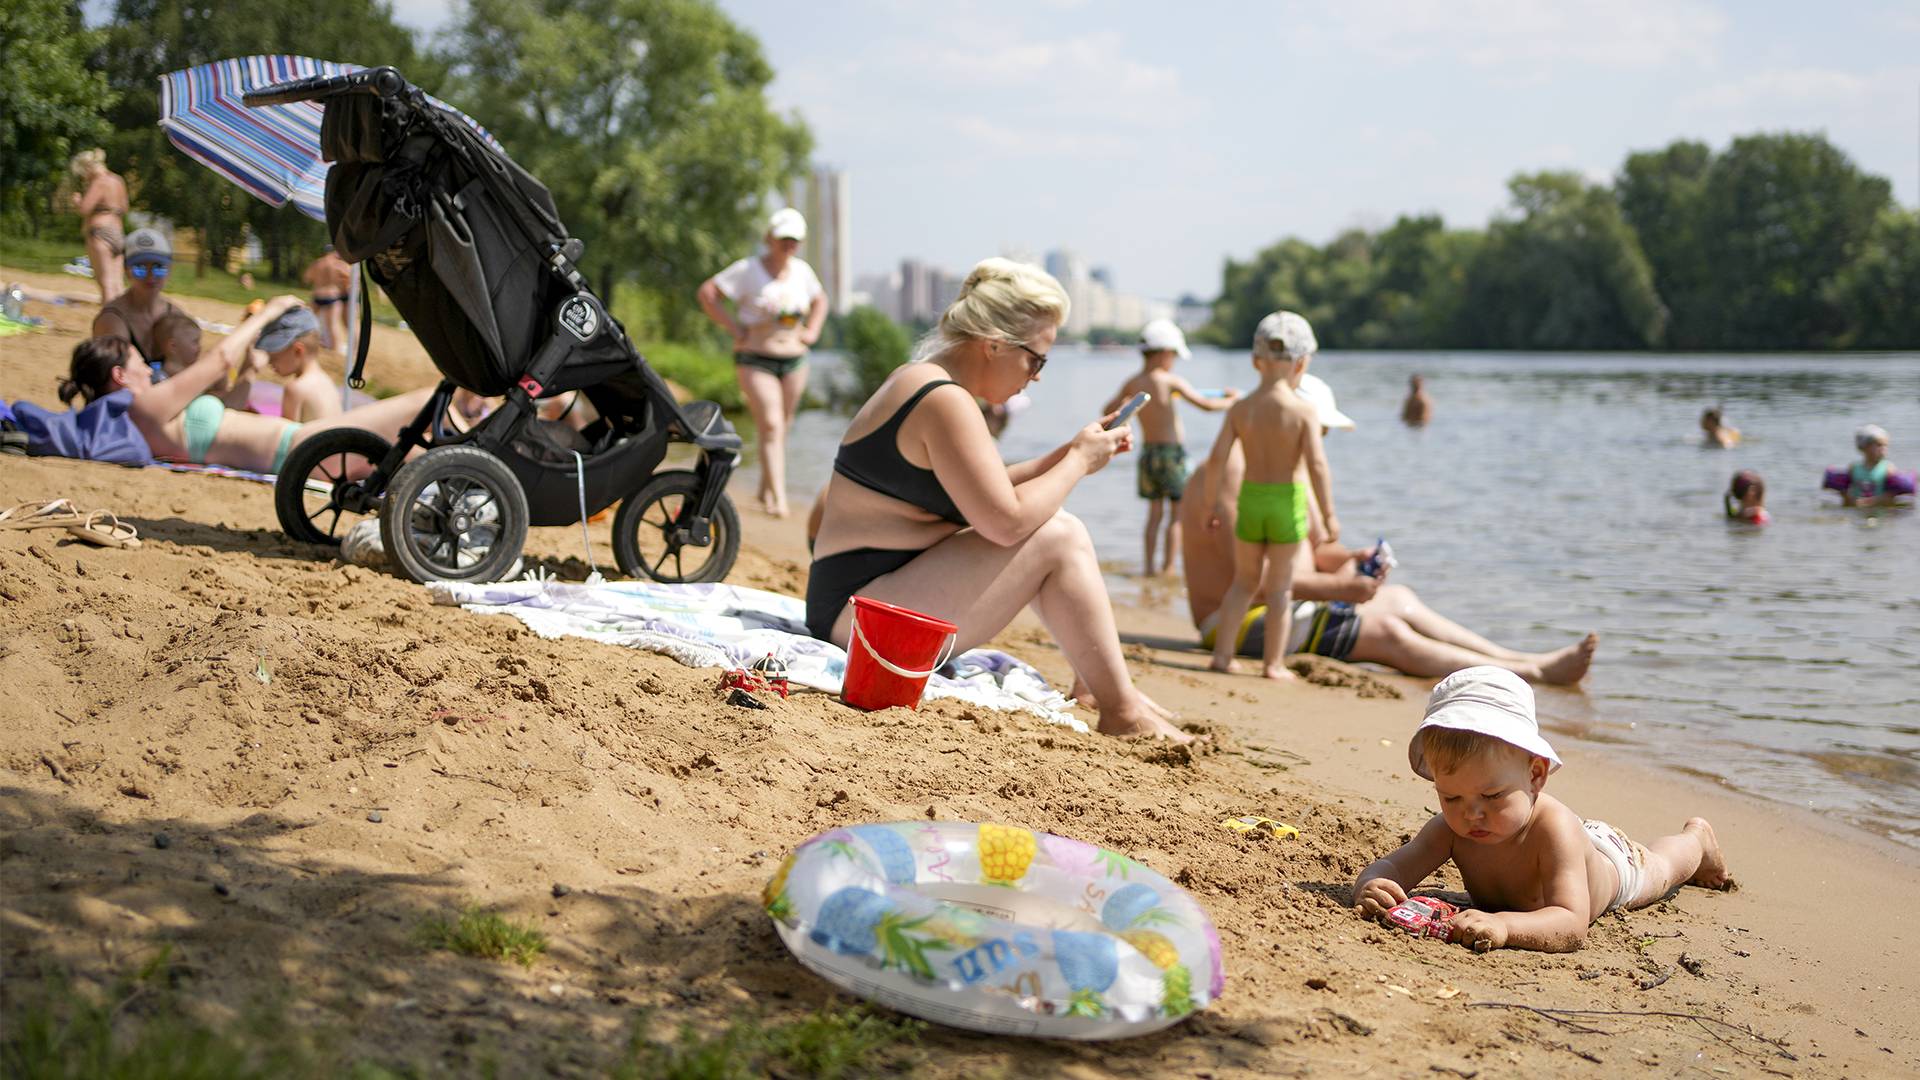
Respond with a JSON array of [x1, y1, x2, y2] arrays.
[[3, 277, 1917, 1076]]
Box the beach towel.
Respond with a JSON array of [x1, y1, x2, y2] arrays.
[[11, 390, 153, 466], [149, 461, 281, 484], [428, 578, 1088, 731]]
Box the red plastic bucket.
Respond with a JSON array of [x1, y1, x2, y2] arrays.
[[842, 597, 957, 711]]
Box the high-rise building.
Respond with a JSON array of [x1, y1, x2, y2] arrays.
[[898, 259, 935, 324], [788, 166, 852, 314]]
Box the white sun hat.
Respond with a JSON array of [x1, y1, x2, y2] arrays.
[[1408, 666, 1563, 780], [1138, 318, 1191, 359], [768, 207, 807, 241], [1253, 310, 1317, 360], [1296, 372, 1355, 431]]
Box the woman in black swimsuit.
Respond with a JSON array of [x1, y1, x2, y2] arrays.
[[807, 258, 1189, 742]]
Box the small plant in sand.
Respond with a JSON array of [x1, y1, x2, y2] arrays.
[[614, 1004, 924, 1080], [413, 904, 548, 967]]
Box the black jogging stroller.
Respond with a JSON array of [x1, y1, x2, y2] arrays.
[[250, 66, 742, 585]]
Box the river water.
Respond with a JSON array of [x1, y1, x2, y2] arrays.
[[779, 346, 1920, 849]]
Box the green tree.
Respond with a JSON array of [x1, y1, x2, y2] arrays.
[[841, 305, 911, 404], [1687, 134, 1891, 348], [440, 0, 812, 339], [1454, 172, 1667, 349], [1615, 140, 1712, 347], [1825, 208, 1920, 349], [0, 0, 115, 234], [98, 0, 430, 276]]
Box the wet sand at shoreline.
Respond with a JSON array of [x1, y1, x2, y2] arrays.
[[3, 277, 1916, 1076]]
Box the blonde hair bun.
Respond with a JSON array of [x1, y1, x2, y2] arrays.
[[915, 257, 1069, 364]]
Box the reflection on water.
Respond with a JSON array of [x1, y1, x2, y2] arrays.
[[784, 347, 1920, 847]]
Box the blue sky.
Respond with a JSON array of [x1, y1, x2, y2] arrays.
[[147, 1, 1920, 299]]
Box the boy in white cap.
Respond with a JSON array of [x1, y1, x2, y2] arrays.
[[1103, 318, 1238, 575], [1199, 310, 1335, 680], [1843, 424, 1902, 507], [1352, 667, 1732, 952]]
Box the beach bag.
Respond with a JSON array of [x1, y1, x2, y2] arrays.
[[10, 390, 153, 465]]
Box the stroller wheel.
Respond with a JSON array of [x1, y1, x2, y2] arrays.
[[275, 428, 394, 546], [612, 470, 741, 584], [380, 446, 529, 584]]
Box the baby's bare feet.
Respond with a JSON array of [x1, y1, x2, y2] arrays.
[[1208, 657, 1235, 674], [1685, 817, 1735, 889], [1538, 633, 1599, 684], [1261, 664, 1298, 682]]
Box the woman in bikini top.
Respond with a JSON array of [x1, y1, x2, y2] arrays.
[[60, 297, 440, 476], [805, 257, 1190, 742]]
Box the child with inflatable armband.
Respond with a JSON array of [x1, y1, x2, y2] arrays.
[[1350, 667, 1733, 953], [1725, 470, 1769, 525], [1824, 425, 1914, 508]]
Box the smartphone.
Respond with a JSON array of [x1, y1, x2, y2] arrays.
[[1106, 391, 1150, 430]]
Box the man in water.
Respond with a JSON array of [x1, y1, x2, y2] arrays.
[[1402, 373, 1433, 426]]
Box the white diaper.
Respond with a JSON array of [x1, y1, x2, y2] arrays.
[[1582, 819, 1648, 914]]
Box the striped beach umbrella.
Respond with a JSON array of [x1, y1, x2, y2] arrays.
[[158, 55, 500, 222]]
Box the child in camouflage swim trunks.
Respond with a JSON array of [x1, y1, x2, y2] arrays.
[[1103, 319, 1237, 575]]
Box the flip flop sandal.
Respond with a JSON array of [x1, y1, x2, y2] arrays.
[[0, 499, 82, 530], [67, 509, 142, 550]]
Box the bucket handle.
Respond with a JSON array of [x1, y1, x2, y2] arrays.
[[848, 605, 957, 680]]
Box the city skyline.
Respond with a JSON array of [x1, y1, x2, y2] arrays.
[[232, 2, 1920, 301]]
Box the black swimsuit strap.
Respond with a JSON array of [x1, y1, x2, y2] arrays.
[[844, 379, 960, 451]]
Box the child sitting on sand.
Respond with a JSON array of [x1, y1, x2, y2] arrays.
[[254, 306, 342, 423], [1725, 469, 1769, 525], [1351, 667, 1732, 952], [1103, 319, 1237, 575], [152, 311, 260, 410], [1201, 311, 1335, 681]]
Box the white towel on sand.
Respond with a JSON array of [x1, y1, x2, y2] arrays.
[[428, 578, 1087, 731]]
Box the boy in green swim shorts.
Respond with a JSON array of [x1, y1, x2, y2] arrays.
[[1200, 311, 1337, 680], [1103, 319, 1238, 575]]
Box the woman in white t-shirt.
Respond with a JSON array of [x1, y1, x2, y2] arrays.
[[696, 207, 829, 518]]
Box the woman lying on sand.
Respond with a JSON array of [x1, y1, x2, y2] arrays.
[[1182, 454, 1596, 684], [806, 258, 1188, 741], [60, 296, 436, 475]]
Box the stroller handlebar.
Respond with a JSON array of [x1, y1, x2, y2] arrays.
[[244, 66, 406, 107]]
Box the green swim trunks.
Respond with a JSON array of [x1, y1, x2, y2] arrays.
[[1137, 442, 1188, 501], [1235, 481, 1308, 545]]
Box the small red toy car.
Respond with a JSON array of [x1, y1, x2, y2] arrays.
[[1385, 896, 1458, 940], [717, 655, 790, 700]]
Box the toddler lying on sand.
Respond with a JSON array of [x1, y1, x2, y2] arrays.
[[1351, 667, 1732, 952]]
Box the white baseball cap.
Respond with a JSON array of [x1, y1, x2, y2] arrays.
[[1139, 318, 1190, 359], [767, 207, 807, 241], [1253, 310, 1317, 360], [1296, 372, 1355, 431], [1408, 666, 1562, 780]]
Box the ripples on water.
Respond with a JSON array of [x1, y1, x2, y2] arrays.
[[785, 348, 1920, 848]]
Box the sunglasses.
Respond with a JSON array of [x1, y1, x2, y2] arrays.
[[1013, 341, 1048, 377], [129, 262, 171, 279]]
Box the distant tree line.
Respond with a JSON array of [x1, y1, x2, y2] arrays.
[[3, 0, 809, 342], [1202, 134, 1920, 351]]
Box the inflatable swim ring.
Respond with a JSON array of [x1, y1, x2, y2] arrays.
[[763, 821, 1225, 1040]]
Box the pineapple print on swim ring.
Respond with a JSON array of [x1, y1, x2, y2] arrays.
[[763, 820, 1224, 1039]]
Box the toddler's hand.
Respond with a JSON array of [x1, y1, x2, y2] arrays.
[[1352, 878, 1407, 920], [1450, 910, 1507, 953], [1322, 514, 1341, 544]]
